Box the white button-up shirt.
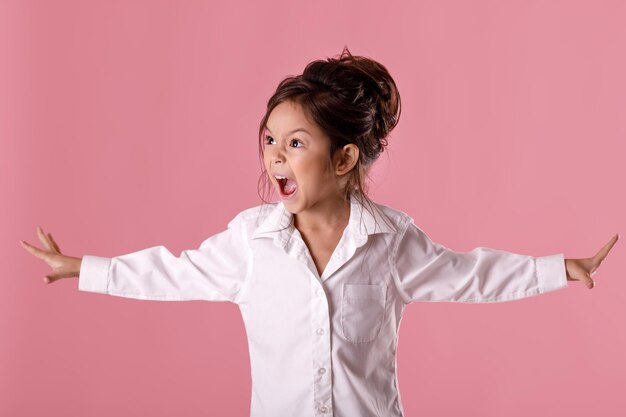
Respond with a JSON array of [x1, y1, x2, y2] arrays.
[[79, 192, 568, 417]]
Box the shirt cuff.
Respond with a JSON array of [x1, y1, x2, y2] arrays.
[[78, 255, 111, 294], [536, 253, 568, 293]]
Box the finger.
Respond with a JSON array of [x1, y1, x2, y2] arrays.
[[37, 226, 53, 252], [578, 270, 595, 289], [19, 240, 51, 261], [43, 274, 62, 284], [48, 232, 61, 253], [592, 233, 619, 265]]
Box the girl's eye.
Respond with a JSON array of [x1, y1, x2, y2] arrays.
[[264, 136, 303, 148]]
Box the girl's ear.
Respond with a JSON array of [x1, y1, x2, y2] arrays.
[[334, 144, 359, 176]]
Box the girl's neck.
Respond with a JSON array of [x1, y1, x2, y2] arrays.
[[293, 194, 350, 234]]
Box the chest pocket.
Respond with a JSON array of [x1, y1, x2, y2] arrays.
[[341, 283, 387, 344]]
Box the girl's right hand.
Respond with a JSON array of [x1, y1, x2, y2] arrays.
[[20, 226, 82, 284]]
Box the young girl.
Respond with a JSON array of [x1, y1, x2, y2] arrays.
[[21, 47, 618, 417]]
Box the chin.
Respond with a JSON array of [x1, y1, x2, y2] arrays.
[[282, 195, 305, 213]]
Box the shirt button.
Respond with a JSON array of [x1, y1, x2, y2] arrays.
[[316, 289, 324, 297], [319, 405, 328, 413], [316, 328, 324, 335], [318, 367, 326, 374]]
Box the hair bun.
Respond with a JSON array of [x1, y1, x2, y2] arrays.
[[329, 47, 401, 143]]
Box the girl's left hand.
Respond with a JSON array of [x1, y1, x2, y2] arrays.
[[565, 233, 619, 289]]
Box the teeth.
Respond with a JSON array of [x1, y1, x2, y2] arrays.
[[274, 175, 287, 180]]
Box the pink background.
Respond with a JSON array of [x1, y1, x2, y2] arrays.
[[3, 0, 625, 416]]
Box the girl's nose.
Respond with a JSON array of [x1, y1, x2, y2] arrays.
[[270, 150, 286, 165]]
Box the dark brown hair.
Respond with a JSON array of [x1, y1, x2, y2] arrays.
[[256, 46, 401, 230]]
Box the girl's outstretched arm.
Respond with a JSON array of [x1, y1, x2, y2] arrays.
[[20, 213, 253, 304], [390, 217, 618, 304]]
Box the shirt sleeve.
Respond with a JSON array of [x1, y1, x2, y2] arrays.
[[77, 212, 252, 304], [390, 218, 568, 304]]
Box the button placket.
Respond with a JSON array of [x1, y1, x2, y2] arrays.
[[311, 278, 333, 416]]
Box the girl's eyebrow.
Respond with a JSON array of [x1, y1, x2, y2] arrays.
[[265, 126, 312, 137]]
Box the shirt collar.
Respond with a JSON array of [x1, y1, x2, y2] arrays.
[[251, 192, 397, 241]]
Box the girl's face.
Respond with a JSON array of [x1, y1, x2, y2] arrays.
[[263, 100, 342, 213]]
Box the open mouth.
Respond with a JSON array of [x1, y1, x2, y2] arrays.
[[274, 175, 298, 198]]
